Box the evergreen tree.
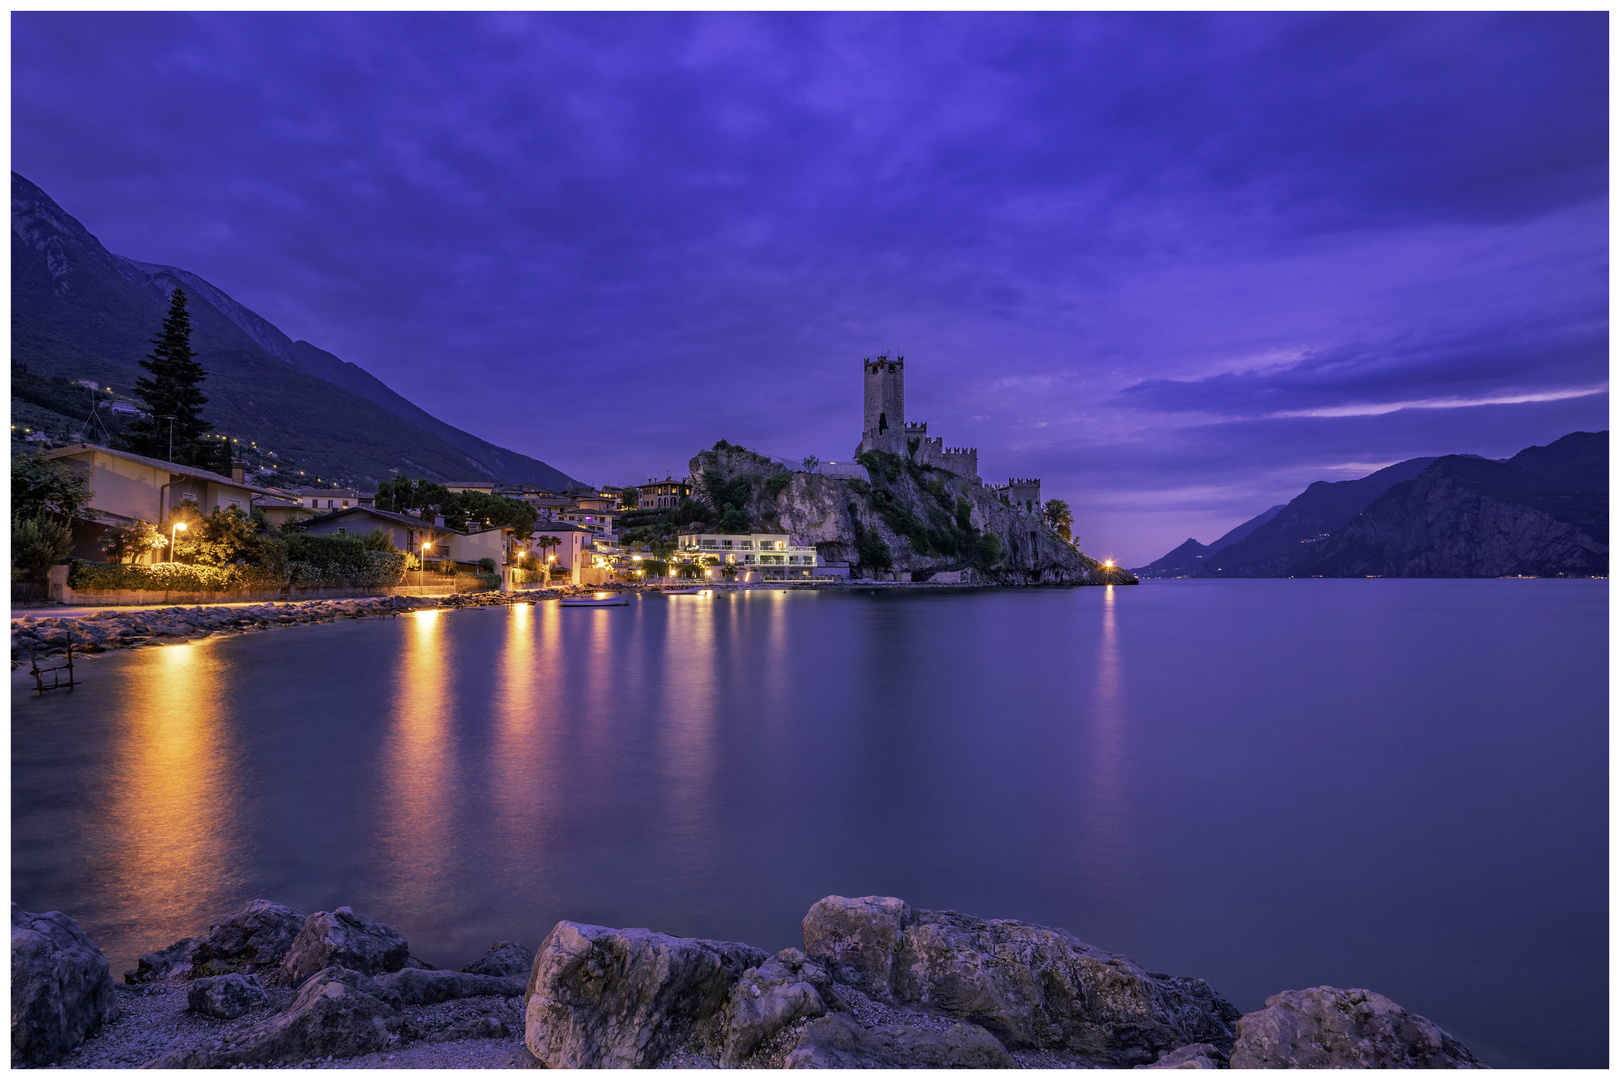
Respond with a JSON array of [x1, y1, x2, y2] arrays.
[[117, 288, 213, 465]]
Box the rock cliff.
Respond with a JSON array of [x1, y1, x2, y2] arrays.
[[687, 443, 1133, 585]]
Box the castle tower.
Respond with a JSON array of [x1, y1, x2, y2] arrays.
[[857, 353, 905, 456]]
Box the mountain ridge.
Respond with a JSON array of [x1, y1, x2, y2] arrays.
[[11, 171, 578, 490]]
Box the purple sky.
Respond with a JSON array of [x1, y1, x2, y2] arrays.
[[12, 12, 1608, 564]]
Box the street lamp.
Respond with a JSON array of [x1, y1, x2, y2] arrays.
[[169, 520, 187, 562]]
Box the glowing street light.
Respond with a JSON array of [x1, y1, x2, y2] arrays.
[[169, 520, 187, 562]]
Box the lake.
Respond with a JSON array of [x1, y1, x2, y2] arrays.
[[11, 580, 1607, 1067]]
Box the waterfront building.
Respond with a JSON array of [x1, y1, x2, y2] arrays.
[[676, 530, 822, 579]]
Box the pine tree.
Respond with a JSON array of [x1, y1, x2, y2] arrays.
[[117, 288, 213, 465]]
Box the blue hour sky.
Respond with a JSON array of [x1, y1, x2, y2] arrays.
[[12, 12, 1608, 565]]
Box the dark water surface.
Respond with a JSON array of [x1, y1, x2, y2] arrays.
[[12, 580, 1607, 1066]]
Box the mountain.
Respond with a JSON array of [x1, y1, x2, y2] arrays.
[[1201, 456, 1439, 576], [11, 172, 578, 490], [1290, 432, 1607, 577], [1134, 503, 1285, 577]]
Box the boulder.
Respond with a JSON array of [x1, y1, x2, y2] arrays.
[[278, 906, 410, 986], [1136, 1042, 1225, 1069], [461, 940, 534, 978], [801, 895, 1240, 1066], [1228, 986, 1485, 1069], [524, 921, 766, 1067], [721, 948, 831, 1065], [376, 968, 524, 1005], [427, 1013, 509, 1042], [125, 899, 307, 984], [12, 904, 119, 1067], [783, 1013, 1014, 1068], [125, 937, 198, 985], [186, 973, 268, 1019], [147, 966, 403, 1067]]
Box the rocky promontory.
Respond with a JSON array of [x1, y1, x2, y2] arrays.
[[13, 895, 1484, 1069], [688, 443, 1134, 585]]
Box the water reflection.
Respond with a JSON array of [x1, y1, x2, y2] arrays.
[[1086, 585, 1130, 874], [375, 610, 457, 916], [106, 642, 240, 943], [489, 603, 557, 883]]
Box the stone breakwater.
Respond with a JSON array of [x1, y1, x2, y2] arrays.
[[12, 896, 1487, 1069], [8, 588, 614, 665]]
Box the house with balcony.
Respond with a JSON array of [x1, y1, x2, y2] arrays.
[[299, 506, 451, 559], [676, 531, 822, 580]]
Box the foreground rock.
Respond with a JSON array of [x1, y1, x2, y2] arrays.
[[524, 922, 767, 1067], [460, 940, 534, 978], [802, 895, 1239, 1066], [279, 906, 411, 986], [377, 968, 525, 1005], [784, 1012, 1013, 1068], [1229, 986, 1486, 1069], [126, 899, 306, 984], [721, 948, 831, 1065], [186, 973, 267, 1018], [11, 904, 118, 1066], [149, 966, 404, 1067]]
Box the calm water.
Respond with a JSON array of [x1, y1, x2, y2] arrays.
[[11, 581, 1607, 1067]]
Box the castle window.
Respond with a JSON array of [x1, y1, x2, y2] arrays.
[[878, 412, 888, 433]]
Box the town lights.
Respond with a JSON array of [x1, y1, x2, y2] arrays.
[[1103, 560, 1114, 568]]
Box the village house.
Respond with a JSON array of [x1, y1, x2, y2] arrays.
[[291, 487, 361, 512], [299, 506, 451, 559], [43, 443, 286, 562], [637, 476, 692, 509]]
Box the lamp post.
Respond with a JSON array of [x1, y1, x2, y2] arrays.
[[169, 520, 187, 563], [159, 415, 176, 463]]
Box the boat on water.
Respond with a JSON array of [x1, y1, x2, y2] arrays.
[[558, 594, 630, 607], [665, 587, 709, 595]]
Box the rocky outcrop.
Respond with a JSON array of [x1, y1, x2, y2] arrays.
[[376, 968, 524, 1005], [186, 973, 268, 1019], [149, 966, 404, 1068], [278, 907, 411, 986], [460, 940, 534, 978], [720, 949, 831, 1065], [523, 922, 767, 1067], [127, 899, 307, 984], [688, 444, 1128, 585], [782, 1013, 1014, 1068], [1229, 986, 1485, 1069], [12, 904, 119, 1066], [801, 895, 1239, 1067], [1137, 1041, 1226, 1068]]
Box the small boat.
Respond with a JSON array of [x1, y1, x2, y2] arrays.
[[559, 594, 629, 607], [665, 587, 708, 595]]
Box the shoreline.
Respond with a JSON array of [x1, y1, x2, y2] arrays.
[[9, 577, 1133, 668]]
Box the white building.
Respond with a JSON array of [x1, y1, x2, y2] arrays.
[[676, 531, 822, 580], [292, 487, 361, 512]]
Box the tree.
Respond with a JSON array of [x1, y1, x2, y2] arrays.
[[376, 477, 451, 520], [11, 456, 94, 522], [12, 515, 72, 585], [99, 519, 162, 564], [1043, 499, 1074, 544], [117, 288, 214, 465]]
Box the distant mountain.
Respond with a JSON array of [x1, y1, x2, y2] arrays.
[[11, 172, 578, 490], [1201, 456, 1439, 576], [1134, 504, 1284, 577], [1141, 434, 1607, 579], [1291, 432, 1607, 578]]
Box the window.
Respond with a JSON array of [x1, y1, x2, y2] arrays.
[[739, 541, 753, 549], [721, 540, 734, 549]]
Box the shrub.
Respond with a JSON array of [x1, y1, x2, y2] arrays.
[[857, 530, 893, 571], [676, 562, 703, 580], [12, 515, 72, 584], [68, 560, 234, 592], [100, 519, 162, 564], [477, 557, 497, 573], [642, 560, 669, 577], [764, 473, 792, 498], [358, 528, 397, 553], [717, 507, 751, 533]]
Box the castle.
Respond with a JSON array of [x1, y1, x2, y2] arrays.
[[854, 354, 1039, 508]]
